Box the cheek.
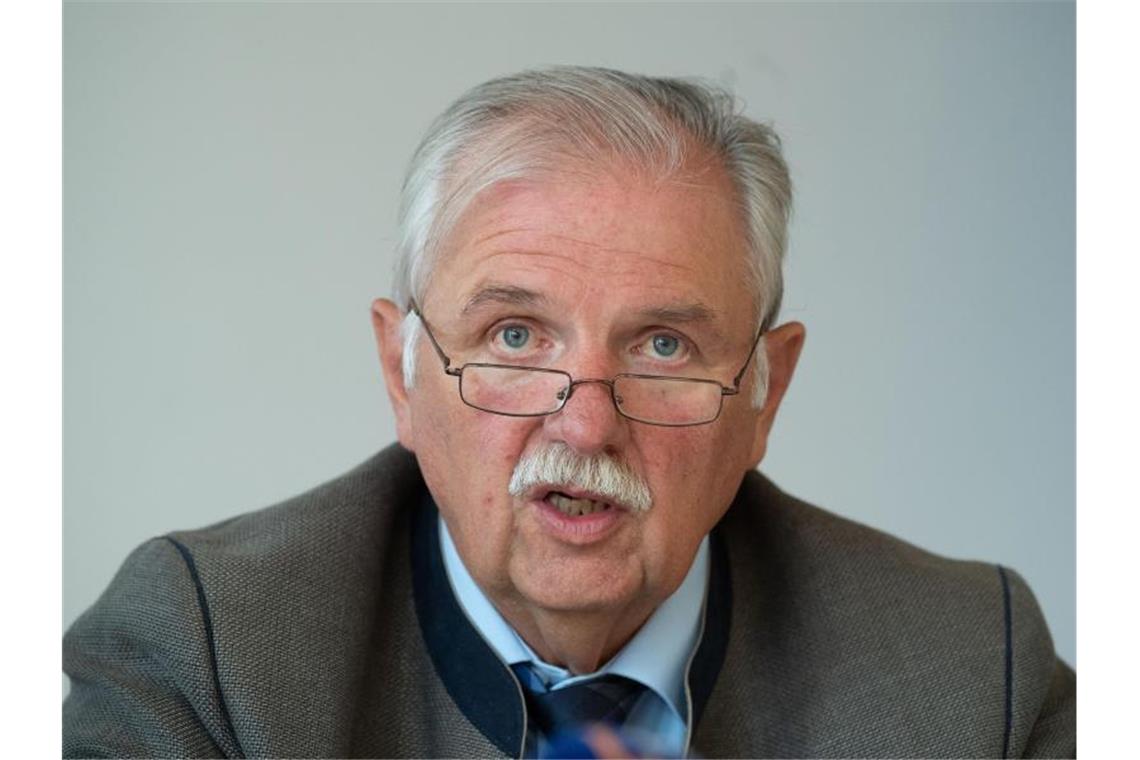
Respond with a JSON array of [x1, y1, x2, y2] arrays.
[[411, 394, 535, 553], [639, 433, 717, 529], [642, 427, 736, 497], [412, 378, 520, 467], [639, 423, 754, 541]]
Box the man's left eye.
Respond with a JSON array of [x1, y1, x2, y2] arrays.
[[650, 334, 681, 358], [499, 325, 530, 349]]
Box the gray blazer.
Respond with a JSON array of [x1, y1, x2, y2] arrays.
[[63, 445, 1075, 758]]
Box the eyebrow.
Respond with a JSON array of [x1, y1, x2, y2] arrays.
[[637, 301, 732, 347], [635, 301, 718, 325], [460, 285, 549, 316], [459, 287, 729, 342]]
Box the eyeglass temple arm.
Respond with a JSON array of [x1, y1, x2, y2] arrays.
[[408, 299, 461, 376], [726, 324, 767, 394]]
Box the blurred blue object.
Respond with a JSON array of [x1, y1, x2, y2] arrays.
[[541, 722, 689, 759], [544, 729, 598, 759]]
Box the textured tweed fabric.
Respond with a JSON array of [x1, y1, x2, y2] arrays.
[[63, 444, 1075, 758], [693, 474, 1075, 758]]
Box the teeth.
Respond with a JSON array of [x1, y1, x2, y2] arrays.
[[548, 493, 610, 517]]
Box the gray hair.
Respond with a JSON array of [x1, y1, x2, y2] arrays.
[[393, 66, 792, 407], [507, 442, 653, 514]]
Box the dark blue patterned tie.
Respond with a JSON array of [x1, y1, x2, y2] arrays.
[[511, 662, 647, 735]]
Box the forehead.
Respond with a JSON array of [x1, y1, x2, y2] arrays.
[[428, 163, 754, 323]]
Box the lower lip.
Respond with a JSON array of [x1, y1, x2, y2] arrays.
[[531, 498, 626, 544]]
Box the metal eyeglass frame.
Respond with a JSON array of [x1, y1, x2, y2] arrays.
[[408, 299, 766, 427]]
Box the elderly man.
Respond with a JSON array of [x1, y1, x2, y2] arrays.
[[63, 67, 1075, 758]]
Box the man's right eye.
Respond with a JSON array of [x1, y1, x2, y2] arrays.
[[498, 325, 530, 350]]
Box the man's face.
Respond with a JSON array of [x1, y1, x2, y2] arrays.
[[388, 160, 776, 632]]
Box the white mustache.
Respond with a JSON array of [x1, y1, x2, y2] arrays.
[[507, 442, 652, 513]]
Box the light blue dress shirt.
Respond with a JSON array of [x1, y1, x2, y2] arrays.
[[440, 517, 709, 756]]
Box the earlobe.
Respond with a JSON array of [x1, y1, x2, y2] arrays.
[[370, 298, 416, 451], [746, 321, 806, 468]]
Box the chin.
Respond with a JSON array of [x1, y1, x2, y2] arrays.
[[512, 561, 647, 615]]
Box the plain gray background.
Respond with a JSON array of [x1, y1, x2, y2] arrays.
[[64, 1, 1075, 667]]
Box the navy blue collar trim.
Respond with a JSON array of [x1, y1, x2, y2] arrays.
[[689, 525, 732, 729], [410, 491, 733, 755], [410, 492, 525, 756]]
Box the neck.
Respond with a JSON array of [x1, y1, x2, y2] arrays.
[[493, 596, 660, 675]]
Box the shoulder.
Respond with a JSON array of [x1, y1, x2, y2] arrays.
[[703, 470, 1073, 757], [724, 469, 1058, 662], [73, 443, 423, 629], [66, 443, 423, 634], [167, 443, 423, 564], [64, 444, 431, 758], [725, 469, 1032, 618], [157, 442, 426, 667]]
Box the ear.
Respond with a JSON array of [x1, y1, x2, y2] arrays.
[[370, 298, 416, 451], [747, 321, 806, 467]]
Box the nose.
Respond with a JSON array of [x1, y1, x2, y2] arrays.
[[543, 377, 628, 456]]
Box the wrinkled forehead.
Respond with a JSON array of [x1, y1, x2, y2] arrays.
[[421, 125, 755, 298], [424, 163, 756, 336], [444, 141, 747, 248]]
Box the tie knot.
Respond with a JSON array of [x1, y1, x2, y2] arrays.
[[512, 664, 647, 734]]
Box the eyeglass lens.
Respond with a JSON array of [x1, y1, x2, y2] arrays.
[[457, 365, 723, 425]]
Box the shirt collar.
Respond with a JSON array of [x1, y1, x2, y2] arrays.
[[439, 515, 709, 720]]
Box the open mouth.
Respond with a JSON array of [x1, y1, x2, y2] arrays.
[[543, 490, 617, 517]]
